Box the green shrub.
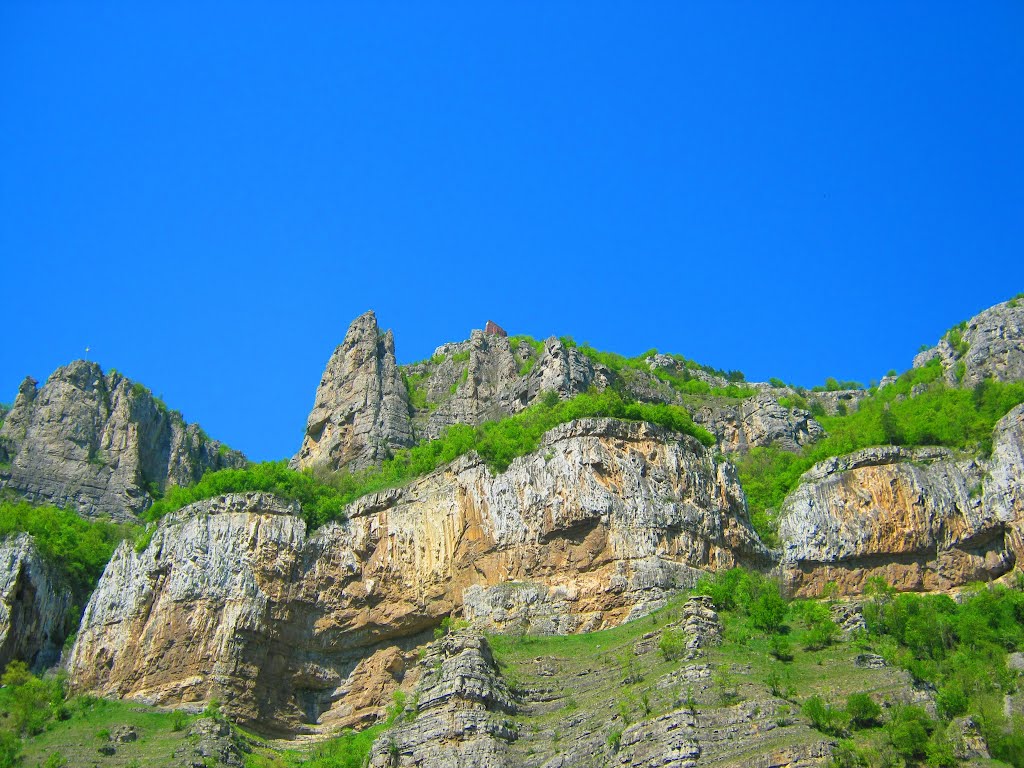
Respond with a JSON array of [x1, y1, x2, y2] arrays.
[[737, 368, 1024, 528], [659, 628, 686, 660], [749, 589, 788, 633], [802, 695, 848, 736], [768, 634, 793, 662], [0, 498, 139, 604], [886, 705, 934, 761], [845, 693, 881, 729], [149, 389, 715, 531]]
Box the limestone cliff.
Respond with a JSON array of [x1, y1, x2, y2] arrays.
[[913, 298, 1024, 385], [694, 393, 825, 453], [0, 361, 245, 520], [292, 310, 415, 472], [408, 331, 609, 441], [778, 404, 1024, 595], [0, 533, 72, 670], [68, 418, 765, 733]]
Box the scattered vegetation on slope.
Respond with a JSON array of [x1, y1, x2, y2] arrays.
[[0, 496, 139, 605], [738, 359, 1024, 543], [148, 389, 714, 530], [486, 568, 1024, 768]]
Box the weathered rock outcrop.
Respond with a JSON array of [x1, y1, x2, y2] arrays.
[[68, 418, 766, 733], [777, 444, 1016, 596], [404, 332, 609, 441], [0, 533, 73, 670], [293, 311, 415, 472], [0, 361, 244, 520], [694, 394, 825, 453], [913, 299, 1024, 385], [984, 403, 1024, 559], [366, 631, 518, 767]]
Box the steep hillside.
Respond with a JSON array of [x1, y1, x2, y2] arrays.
[[2, 296, 1024, 767]]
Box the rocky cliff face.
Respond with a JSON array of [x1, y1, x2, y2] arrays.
[[366, 631, 518, 768], [694, 394, 825, 453], [293, 311, 415, 472], [913, 299, 1024, 385], [0, 533, 72, 670], [778, 405, 1024, 595], [0, 361, 245, 520], [68, 418, 766, 733], [409, 331, 609, 441]]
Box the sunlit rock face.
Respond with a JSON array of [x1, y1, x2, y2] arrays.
[[0, 360, 244, 520], [69, 418, 766, 734], [778, 406, 1024, 596]]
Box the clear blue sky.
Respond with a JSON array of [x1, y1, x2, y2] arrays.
[[2, 3, 1022, 461]]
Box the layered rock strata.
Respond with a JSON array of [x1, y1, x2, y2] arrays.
[[68, 418, 766, 733], [366, 631, 517, 767], [777, 410, 1024, 595], [0, 533, 73, 670], [0, 361, 244, 520]]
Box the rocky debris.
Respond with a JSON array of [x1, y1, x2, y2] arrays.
[[173, 717, 248, 768], [854, 654, 887, 669], [830, 603, 866, 637], [68, 418, 766, 734], [0, 533, 73, 670], [0, 360, 244, 520], [694, 394, 824, 453], [680, 595, 722, 655], [366, 630, 517, 768], [949, 716, 990, 760], [110, 724, 139, 742], [913, 299, 1024, 386], [777, 445, 1015, 596], [293, 311, 415, 472]]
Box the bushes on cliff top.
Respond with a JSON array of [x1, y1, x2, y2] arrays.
[[0, 496, 138, 602], [144, 460, 350, 527], [737, 363, 1024, 528], [149, 389, 714, 529]]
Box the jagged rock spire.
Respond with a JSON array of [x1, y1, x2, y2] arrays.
[[292, 311, 415, 472]]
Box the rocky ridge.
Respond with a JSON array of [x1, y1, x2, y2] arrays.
[[913, 298, 1024, 386], [0, 360, 245, 520]]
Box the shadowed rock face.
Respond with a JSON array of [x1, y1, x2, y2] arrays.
[[913, 299, 1024, 386], [778, 406, 1024, 595], [0, 533, 72, 671], [292, 310, 415, 472], [68, 419, 766, 734], [0, 361, 245, 520]]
